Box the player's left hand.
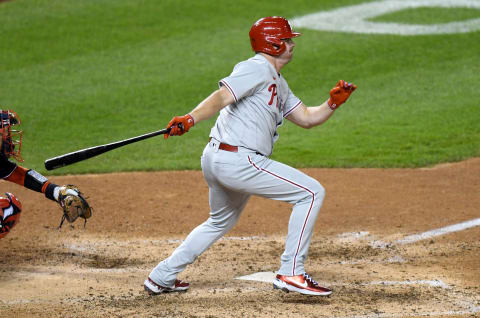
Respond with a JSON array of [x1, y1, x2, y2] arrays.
[[0, 193, 22, 239], [328, 80, 357, 110], [164, 114, 195, 139]]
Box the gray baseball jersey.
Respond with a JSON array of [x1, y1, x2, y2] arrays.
[[210, 54, 301, 156], [149, 54, 326, 288]]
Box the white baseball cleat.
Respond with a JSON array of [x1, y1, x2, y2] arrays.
[[273, 273, 332, 296], [144, 277, 190, 295]]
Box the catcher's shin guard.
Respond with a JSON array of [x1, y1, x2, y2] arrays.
[[0, 193, 22, 239]]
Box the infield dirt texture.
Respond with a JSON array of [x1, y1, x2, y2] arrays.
[[1, 159, 479, 317]]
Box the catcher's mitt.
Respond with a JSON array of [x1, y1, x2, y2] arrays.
[[57, 185, 92, 228]]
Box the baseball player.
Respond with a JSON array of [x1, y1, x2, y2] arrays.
[[0, 109, 91, 239], [145, 16, 357, 296]]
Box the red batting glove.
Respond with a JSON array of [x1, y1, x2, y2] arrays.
[[164, 114, 195, 139], [327, 80, 357, 110]]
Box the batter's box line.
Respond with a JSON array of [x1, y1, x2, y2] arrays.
[[236, 272, 450, 288], [369, 217, 480, 249]]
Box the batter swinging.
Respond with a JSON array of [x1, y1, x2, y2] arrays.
[[145, 16, 357, 296]]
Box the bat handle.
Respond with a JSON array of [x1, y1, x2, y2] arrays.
[[165, 123, 183, 137]]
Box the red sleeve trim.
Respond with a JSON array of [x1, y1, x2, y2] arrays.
[[219, 80, 238, 103], [283, 100, 302, 118]]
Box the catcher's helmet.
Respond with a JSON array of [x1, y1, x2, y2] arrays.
[[249, 16, 301, 56], [0, 109, 23, 162]]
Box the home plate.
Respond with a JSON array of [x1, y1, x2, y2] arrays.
[[236, 272, 449, 289], [236, 271, 276, 283]]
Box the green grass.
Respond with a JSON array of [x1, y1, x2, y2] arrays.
[[0, 0, 479, 174], [369, 7, 480, 25]]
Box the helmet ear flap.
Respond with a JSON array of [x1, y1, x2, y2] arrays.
[[265, 36, 286, 55]]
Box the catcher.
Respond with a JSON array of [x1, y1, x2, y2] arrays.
[[0, 109, 92, 239]]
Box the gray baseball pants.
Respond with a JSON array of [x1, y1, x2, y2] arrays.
[[149, 138, 325, 288]]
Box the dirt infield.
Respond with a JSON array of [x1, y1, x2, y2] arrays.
[[1, 158, 479, 317]]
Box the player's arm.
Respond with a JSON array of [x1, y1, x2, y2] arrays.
[[4, 165, 61, 202], [287, 80, 357, 129], [190, 86, 235, 123], [4, 165, 92, 228], [286, 101, 334, 129], [164, 86, 234, 138]]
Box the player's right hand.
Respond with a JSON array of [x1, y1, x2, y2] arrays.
[[328, 80, 357, 110], [0, 193, 22, 239], [164, 114, 195, 139]]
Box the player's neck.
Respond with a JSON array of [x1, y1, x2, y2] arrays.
[[260, 53, 288, 73]]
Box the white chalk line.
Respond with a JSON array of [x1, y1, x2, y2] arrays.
[[370, 217, 480, 248], [236, 272, 449, 288], [395, 217, 480, 245]]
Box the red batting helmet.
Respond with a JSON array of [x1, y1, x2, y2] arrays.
[[249, 16, 301, 56]]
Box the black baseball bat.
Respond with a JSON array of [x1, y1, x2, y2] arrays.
[[44, 127, 171, 170]]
